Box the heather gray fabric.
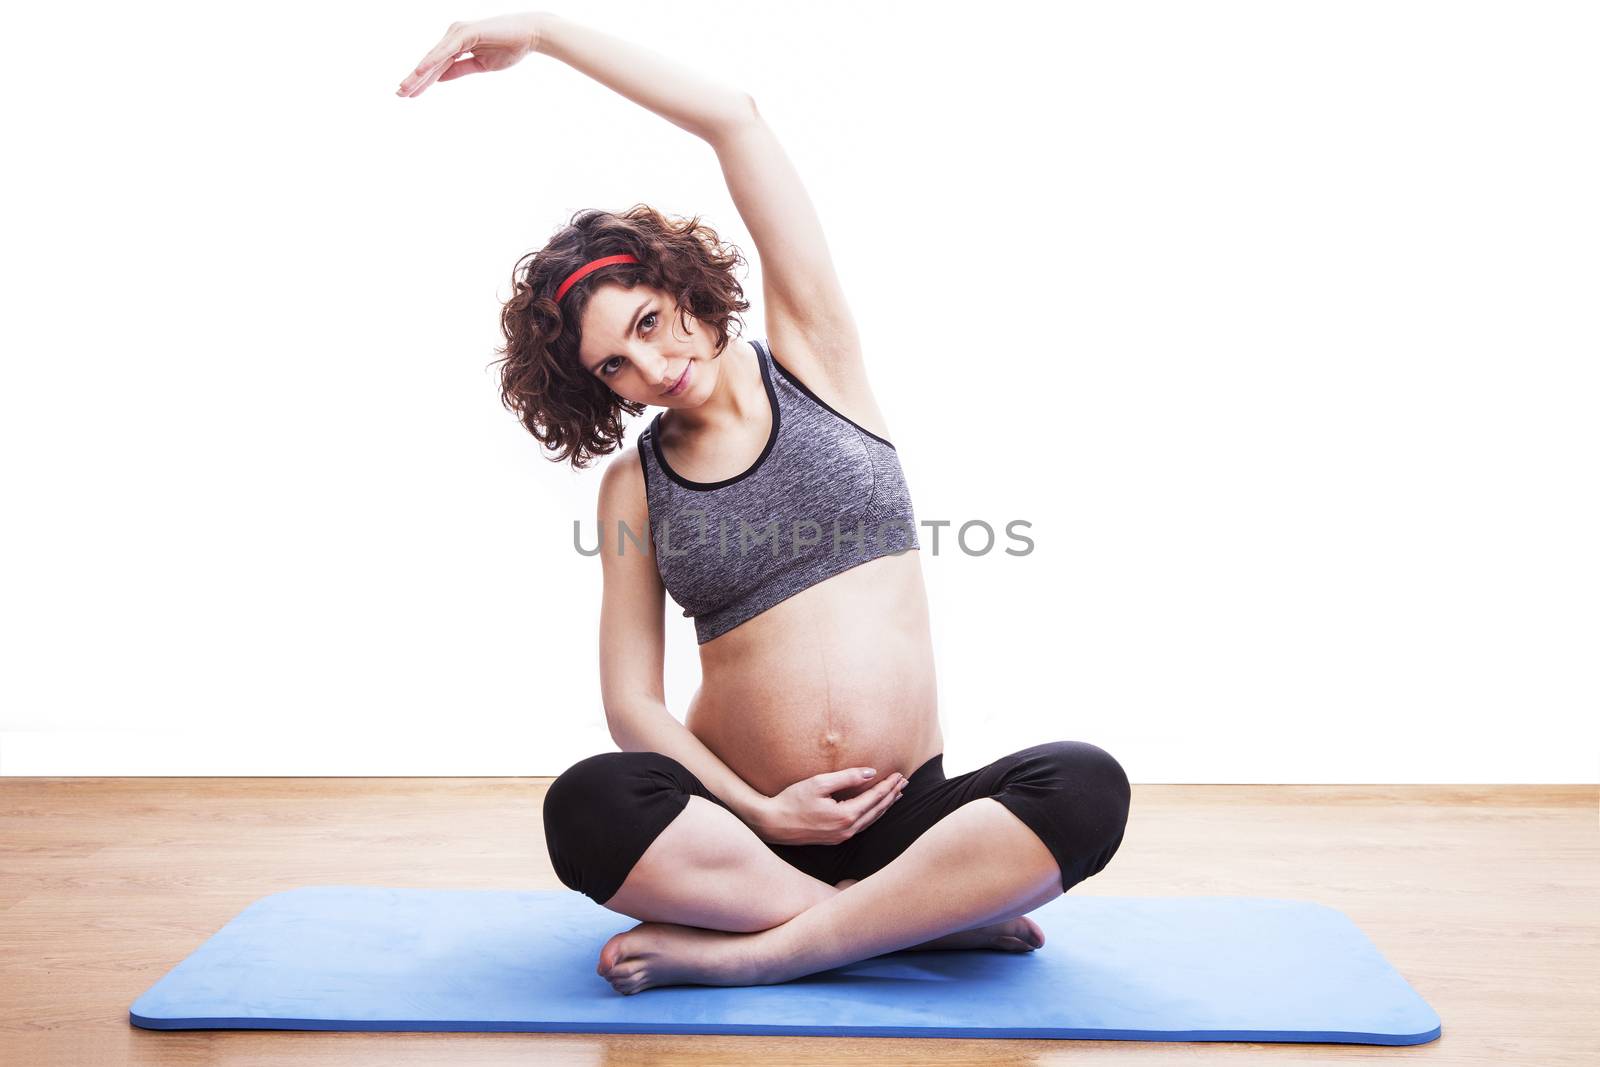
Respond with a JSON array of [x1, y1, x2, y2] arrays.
[[637, 337, 920, 644]]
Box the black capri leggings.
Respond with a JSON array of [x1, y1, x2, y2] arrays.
[[543, 740, 1131, 908]]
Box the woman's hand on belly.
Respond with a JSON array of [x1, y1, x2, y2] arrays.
[[747, 767, 908, 846]]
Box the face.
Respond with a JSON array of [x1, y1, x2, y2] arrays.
[[575, 282, 720, 407]]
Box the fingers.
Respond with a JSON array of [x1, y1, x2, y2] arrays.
[[837, 771, 903, 824], [397, 27, 474, 97], [816, 767, 886, 795], [399, 51, 461, 97], [436, 56, 487, 83], [845, 775, 906, 837]]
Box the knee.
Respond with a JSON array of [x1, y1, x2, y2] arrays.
[[1033, 740, 1132, 864], [542, 750, 684, 843], [543, 751, 623, 830], [542, 751, 689, 898]]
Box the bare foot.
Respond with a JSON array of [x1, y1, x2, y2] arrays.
[[596, 921, 761, 996], [906, 914, 1045, 953], [832, 878, 1046, 953]]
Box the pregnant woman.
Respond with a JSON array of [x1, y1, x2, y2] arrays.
[[399, 10, 1131, 996]]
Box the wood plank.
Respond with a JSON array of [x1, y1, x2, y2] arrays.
[[1, 779, 1595, 1065]]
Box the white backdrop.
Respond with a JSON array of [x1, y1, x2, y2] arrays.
[[1, 1, 1594, 781]]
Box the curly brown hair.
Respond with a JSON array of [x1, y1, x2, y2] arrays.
[[494, 204, 751, 469]]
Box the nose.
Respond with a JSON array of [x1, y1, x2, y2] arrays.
[[634, 347, 672, 387], [651, 358, 683, 391]]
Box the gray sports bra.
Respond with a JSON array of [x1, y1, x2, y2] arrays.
[[637, 337, 920, 644]]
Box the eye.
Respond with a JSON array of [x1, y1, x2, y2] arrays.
[[596, 311, 659, 378]]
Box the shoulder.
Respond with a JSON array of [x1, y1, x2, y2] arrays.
[[596, 442, 661, 587], [598, 442, 649, 526]]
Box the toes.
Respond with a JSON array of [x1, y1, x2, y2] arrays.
[[603, 962, 642, 991], [612, 970, 649, 995], [597, 933, 626, 972]]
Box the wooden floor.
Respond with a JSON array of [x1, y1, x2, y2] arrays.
[[1, 778, 1595, 1066]]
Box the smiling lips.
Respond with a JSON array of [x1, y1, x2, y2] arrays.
[[662, 363, 691, 397]]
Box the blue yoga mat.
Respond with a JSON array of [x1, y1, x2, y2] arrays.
[[129, 886, 1441, 1044]]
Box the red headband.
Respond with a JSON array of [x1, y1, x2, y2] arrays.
[[553, 254, 640, 303]]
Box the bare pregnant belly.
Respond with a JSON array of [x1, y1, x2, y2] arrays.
[[684, 551, 944, 801]]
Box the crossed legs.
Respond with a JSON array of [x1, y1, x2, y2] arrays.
[[601, 792, 1046, 947], [595, 794, 1063, 994], [544, 742, 1131, 994]]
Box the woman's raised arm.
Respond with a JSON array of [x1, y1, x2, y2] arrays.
[[398, 11, 869, 392], [399, 12, 747, 144]]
